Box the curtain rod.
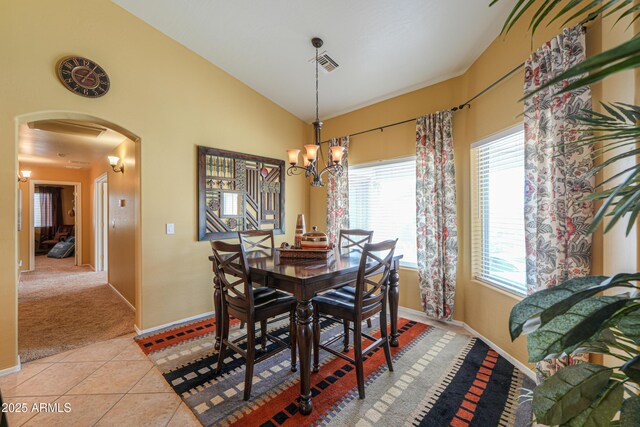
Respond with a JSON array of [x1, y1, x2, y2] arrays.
[[318, 62, 523, 144], [319, 16, 596, 145]]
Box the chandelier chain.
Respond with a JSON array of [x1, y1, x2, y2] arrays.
[[315, 47, 319, 122]]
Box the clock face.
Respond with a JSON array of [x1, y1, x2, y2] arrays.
[[56, 56, 110, 98]]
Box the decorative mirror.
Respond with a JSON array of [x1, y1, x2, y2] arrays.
[[198, 146, 285, 240]]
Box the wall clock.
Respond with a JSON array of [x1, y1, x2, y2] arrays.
[[56, 56, 110, 98]]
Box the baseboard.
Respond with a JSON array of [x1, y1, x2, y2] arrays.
[[0, 357, 21, 377], [134, 310, 216, 336], [398, 306, 536, 381], [107, 283, 136, 312], [84, 263, 95, 271]]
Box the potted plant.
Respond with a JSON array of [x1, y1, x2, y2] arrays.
[[489, 1, 640, 425]]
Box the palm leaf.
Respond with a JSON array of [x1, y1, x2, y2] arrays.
[[557, 104, 640, 234], [491, 0, 637, 36]]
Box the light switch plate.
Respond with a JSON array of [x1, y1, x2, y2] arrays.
[[166, 223, 175, 235]]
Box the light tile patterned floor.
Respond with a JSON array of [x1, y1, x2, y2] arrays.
[[0, 308, 465, 426], [0, 333, 200, 427]]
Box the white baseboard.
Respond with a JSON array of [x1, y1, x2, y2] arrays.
[[134, 310, 216, 336], [398, 306, 535, 381], [0, 357, 21, 377], [107, 283, 136, 312]]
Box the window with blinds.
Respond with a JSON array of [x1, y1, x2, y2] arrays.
[[471, 126, 527, 295], [348, 157, 417, 267]]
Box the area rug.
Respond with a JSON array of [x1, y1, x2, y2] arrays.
[[136, 315, 533, 427], [19, 256, 135, 362]]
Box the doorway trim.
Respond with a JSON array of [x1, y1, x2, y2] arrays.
[[29, 180, 82, 271], [94, 173, 108, 272]]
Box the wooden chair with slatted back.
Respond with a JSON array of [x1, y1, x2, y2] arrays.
[[337, 229, 374, 254], [238, 230, 276, 347], [239, 230, 275, 251], [312, 239, 397, 399], [337, 229, 375, 342], [210, 240, 297, 401]]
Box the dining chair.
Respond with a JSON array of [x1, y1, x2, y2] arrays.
[[210, 240, 297, 401], [337, 229, 374, 254], [312, 239, 397, 399], [238, 229, 276, 345], [239, 229, 275, 251], [337, 229, 374, 348]]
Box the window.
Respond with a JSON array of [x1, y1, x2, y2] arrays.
[[33, 192, 52, 228], [349, 157, 417, 267], [471, 126, 527, 295]]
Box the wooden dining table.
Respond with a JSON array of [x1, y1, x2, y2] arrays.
[[209, 248, 402, 415]]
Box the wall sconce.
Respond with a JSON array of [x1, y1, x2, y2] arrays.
[[17, 170, 31, 182], [108, 156, 124, 173]]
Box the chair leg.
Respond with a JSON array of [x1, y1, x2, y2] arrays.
[[260, 319, 267, 351], [240, 321, 245, 329], [290, 310, 297, 372], [216, 312, 230, 375], [312, 305, 320, 373], [343, 320, 350, 352], [243, 322, 256, 401], [366, 318, 372, 328], [381, 301, 393, 372], [354, 320, 365, 399]]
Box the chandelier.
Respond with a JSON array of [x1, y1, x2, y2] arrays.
[[286, 37, 345, 187]]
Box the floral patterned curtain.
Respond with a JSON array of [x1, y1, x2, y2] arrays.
[[326, 136, 350, 246], [416, 111, 457, 320], [524, 24, 593, 381]]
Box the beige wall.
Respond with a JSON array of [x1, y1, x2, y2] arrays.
[[0, 0, 308, 370], [17, 165, 91, 272]]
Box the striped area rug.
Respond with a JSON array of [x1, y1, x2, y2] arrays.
[[135, 315, 533, 427]]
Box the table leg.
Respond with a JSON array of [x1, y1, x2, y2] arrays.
[[297, 299, 313, 415], [213, 276, 222, 350], [389, 267, 400, 347]]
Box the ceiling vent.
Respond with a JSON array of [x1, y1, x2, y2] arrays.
[[28, 120, 107, 138], [68, 160, 91, 165], [309, 51, 339, 73]]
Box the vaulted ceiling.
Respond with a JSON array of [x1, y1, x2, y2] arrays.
[[112, 0, 517, 122]]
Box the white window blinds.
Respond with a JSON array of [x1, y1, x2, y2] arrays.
[[348, 157, 417, 267], [471, 127, 527, 295]]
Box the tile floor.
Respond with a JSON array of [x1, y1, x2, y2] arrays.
[[0, 333, 200, 427], [0, 308, 467, 426]]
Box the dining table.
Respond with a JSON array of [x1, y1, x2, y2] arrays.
[[208, 247, 402, 415]]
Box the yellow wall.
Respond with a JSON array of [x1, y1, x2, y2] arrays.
[[0, 0, 308, 370], [17, 165, 92, 272], [106, 139, 137, 306], [310, 15, 610, 366]]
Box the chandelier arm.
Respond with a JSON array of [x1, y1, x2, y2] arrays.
[[287, 165, 313, 177]]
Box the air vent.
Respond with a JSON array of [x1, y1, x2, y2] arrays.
[[309, 51, 339, 73], [68, 160, 90, 165], [28, 120, 107, 138]]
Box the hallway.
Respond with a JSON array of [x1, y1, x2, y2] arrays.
[[19, 256, 134, 362]]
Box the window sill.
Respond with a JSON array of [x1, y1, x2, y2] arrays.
[[471, 278, 526, 300]]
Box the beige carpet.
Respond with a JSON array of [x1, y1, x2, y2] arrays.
[[19, 256, 135, 362]]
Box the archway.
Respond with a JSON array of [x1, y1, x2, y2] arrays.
[[14, 111, 142, 362]]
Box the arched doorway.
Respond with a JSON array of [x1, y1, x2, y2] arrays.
[[14, 111, 142, 362]]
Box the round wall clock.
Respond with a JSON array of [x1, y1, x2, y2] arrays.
[[56, 56, 110, 98]]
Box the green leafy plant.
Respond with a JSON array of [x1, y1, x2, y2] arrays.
[[489, 0, 640, 425]]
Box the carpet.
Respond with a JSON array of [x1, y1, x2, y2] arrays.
[[18, 256, 135, 362], [136, 315, 534, 427]]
